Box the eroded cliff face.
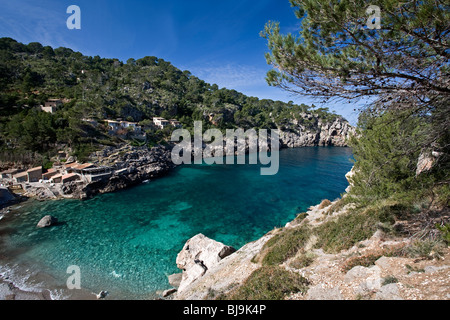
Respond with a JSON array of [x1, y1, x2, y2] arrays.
[[279, 117, 355, 148], [61, 145, 176, 200]]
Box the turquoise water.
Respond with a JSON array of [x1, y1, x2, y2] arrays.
[[0, 147, 353, 299]]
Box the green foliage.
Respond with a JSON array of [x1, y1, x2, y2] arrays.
[[436, 223, 450, 245], [73, 143, 99, 163], [289, 251, 316, 269], [405, 239, 446, 260], [0, 37, 343, 163], [314, 207, 383, 253], [261, 0, 449, 102], [405, 264, 425, 274], [342, 253, 384, 272], [43, 160, 54, 170], [382, 276, 399, 286], [225, 266, 309, 300], [347, 109, 443, 205], [261, 226, 311, 265], [6, 109, 57, 152]]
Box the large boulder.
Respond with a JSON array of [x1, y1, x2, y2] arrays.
[[176, 234, 236, 292], [0, 187, 15, 206], [37, 215, 58, 228]]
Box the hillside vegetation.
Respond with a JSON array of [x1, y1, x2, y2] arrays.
[[0, 37, 343, 166]]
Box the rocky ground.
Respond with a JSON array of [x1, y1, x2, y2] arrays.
[[285, 231, 450, 300], [169, 200, 449, 300]]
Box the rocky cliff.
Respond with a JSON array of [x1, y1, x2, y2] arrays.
[[279, 117, 355, 148], [85, 144, 175, 197], [62, 144, 175, 200]]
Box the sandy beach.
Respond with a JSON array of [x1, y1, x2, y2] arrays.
[[0, 202, 98, 300]]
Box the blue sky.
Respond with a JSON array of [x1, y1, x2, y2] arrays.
[[0, 0, 360, 124]]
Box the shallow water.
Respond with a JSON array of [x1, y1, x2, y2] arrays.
[[0, 147, 353, 299]]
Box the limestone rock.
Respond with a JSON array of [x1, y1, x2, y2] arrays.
[[176, 234, 236, 293], [96, 290, 108, 299], [167, 273, 182, 288], [375, 284, 403, 300], [305, 285, 343, 300], [162, 288, 177, 297], [424, 265, 450, 274], [278, 117, 354, 148], [37, 215, 58, 228], [416, 150, 441, 176], [344, 266, 370, 283], [345, 265, 382, 293]]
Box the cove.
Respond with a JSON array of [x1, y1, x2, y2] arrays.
[[0, 147, 353, 299]]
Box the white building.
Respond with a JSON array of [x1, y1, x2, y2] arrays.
[[153, 117, 170, 129], [41, 99, 62, 113]]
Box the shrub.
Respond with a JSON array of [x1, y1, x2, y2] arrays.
[[226, 266, 309, 300], [436, 223, 450, 245], [43, 160, 53, 170], [295, 212, 308, 222], [261, 226, 311, 266], [405, 239, 446, 259], [314, 208, 381, 253], [342, 253, 383, 272], [405, 264, 425, 274], [289, 251, 316, 269], [325, 197, 348, 215], [382, 275, 399, 286]]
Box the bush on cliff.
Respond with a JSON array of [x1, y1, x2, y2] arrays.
[[260, 225, 311, 266], [224, 266, 309, 300]]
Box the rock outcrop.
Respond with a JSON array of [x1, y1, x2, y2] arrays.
[[73, 144, 175, 199], [279, 118, 355, 148], [37, 215, 58, 228], [416, 150, 441, 176], [174, 232, 274, 300], [0, 187, 16, 206], [175, 234, 236, 293]]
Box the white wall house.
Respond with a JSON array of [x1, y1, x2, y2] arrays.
[[153, 117, 170, 129]]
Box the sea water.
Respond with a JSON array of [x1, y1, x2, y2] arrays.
[[0, 147, 353, 299]]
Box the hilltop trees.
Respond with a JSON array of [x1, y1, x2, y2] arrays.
[[0, 37, 347, 166], [262, 0, 449, 102]]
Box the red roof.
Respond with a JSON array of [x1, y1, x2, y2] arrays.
[[73, 163, 95, 170], [64, 162, 79, 168], [62, 173, 79, 179]]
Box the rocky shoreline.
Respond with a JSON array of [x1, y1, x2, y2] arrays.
[[1, 117, 355, 205], [75, 144, 176, 199], [166, 199, 450, 300], [0, 119, 356, 300]]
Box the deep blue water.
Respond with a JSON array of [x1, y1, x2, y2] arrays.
[[0, 147, 353, 299]]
